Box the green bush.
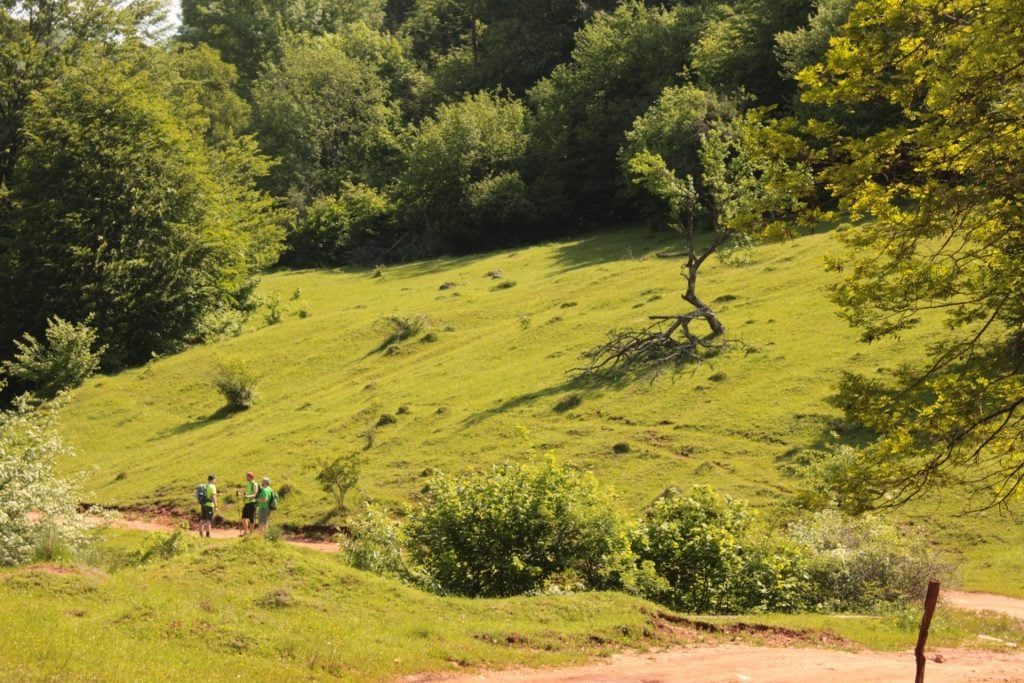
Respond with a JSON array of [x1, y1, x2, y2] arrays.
[[2, 316, 106, 399], [636, 485, 750, 613], [406, 456, 634, 597], [375, 314, 427, 347], [788, 509, 947, 612], [211, 357, 260, 410], [132, 528, 193, 564], [343, 504, 406, 578], [286, 183, 394, 266]]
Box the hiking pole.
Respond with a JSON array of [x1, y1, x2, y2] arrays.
[[914, 580, 941, 683]]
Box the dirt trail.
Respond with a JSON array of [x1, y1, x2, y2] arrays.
[[107, 515, 339, 553], [946, 590, 1024, 621], [418, 646, 1024, 683]]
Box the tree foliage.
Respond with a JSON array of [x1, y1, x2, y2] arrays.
[[396, 91, 532, 253], [528, 2, 706, 222], [1, 316, 105, 399], [179, 0, 386, 86], [252, 30, 404, 197], [798, 0, 1024, 509], [1, 53, 283, 368]]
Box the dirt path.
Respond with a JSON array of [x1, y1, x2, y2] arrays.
[[418, 646, 1024, 683], [107, 515, 340, 553], [946, 590, 1024, 621]]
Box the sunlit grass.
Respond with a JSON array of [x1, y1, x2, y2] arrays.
[[55, 225, 1024, 599]]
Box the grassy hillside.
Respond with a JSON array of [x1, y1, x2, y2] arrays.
[[3, 530, 1022, 682], [57, 226, 1024, 594]]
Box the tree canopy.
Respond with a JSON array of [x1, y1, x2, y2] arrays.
[[1, 52, 283, 368], [798, 0, 1024, 509]]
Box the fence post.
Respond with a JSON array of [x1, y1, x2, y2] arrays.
[[915, 580, 941, 683]]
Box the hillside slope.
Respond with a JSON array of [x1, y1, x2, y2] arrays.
[[58, 227, 1024, 593]]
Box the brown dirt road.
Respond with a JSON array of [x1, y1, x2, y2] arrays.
[[418, 645, 1024, 683], [108, 514, 1024, 683], [108, 514, 339, 552]]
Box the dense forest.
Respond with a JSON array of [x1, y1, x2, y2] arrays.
[[2, 0, 1023, 514], [0, 0, 838, 368]]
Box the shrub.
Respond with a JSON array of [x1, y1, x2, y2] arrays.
[[787, 509, 947, 612], [636, 485, 750, 612], [263, 295, 282, 325], [132, 528, 193, 564], [211, 357, 260, 410], [0, 399, 89, 566], [315, 453, 363, 514], [285, 184, 394, 266], [343, 504, 406, 578], [1, 316, 106, 399], [375, 314, 426, 346], [406, 456, 634, 597]]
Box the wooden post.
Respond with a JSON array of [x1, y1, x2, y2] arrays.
[[915, 580, 941, 683]]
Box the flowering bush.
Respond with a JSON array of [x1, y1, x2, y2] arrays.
[[0, 398, 90, 566]]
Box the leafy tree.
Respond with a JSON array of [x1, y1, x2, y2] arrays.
[[528, 2, 707, 223], [1, 316, 106, 399], [406, 456, 633, 597], [395, 91, 532, 253], [2, 54, 283, 368], [251, 30, 404, 197], [0, 0, 164, 186], [0, 397, 89, 566], [402, 0, 616, 97], [690, 0, 811, 105], [774, 0, 856, 80], [162, 43, 252, 147], [582, 107, 812, 375], [797, 0, 1024, 510], [316, 452, 364, 514], [178, 0, 386, 86]]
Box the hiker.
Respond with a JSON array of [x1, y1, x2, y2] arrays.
[[256, 476, 275, 535], [198, 474, 218, 538], [239, 471, 258, 536]]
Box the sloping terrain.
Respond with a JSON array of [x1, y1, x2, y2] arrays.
[[57, 226, 1024, 594]]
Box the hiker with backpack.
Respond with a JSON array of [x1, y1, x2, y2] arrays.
[[238, 471, 258, 536], [197, 474, 218, 538], [256, 476, 277, 535]]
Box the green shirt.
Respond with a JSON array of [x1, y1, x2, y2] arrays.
[[256, 486, 274, 511], [244, 481, 258, 503], [203, 483, 217, 508]]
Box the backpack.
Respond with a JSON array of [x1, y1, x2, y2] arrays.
[[268, 489, 279, 511], [195, 483, 208, 505]]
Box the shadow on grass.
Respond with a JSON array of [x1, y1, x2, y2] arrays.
[[549, 225, 678, 275], [461, 373, 631, 428], [158, 404, 246, 438]]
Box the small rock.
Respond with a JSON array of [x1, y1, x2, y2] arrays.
[[439, 281, 457, 290], [932, 653, 945, 663], [487, 269, 503, 279]]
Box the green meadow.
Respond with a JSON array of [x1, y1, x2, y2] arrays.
[[55, 226, 1024, 596]]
